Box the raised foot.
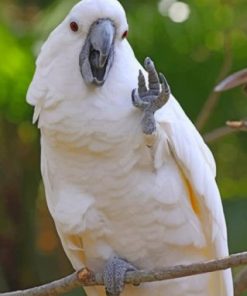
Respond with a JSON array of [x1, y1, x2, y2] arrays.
[[132, 57, 170, 135], [103, 256, 137, 296]]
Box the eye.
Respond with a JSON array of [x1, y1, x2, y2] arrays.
[[122, 30, 128, 39], [70, 21, 79, 32]]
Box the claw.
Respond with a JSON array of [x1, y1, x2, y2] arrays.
[[159, 73, 170, 95], [144, 57, 152, 69], [103, 257, 137, 296], [156, 73, 170, 108], [144, 57, 160, 94]]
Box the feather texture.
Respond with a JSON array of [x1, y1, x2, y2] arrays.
[[27, 0, 233, 295]]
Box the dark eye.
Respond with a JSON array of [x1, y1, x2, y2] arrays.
[[122, 30, 128, 39], [70, 21, 79, 32]]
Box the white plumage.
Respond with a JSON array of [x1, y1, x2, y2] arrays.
[[27, 0, 233, 295]]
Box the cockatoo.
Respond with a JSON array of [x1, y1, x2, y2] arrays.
[[27, 0, 233, 295]]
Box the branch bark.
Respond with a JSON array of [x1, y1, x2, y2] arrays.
[[2, 252, 247, 296], [226, 120, 247, 130], [203, 119, 247, 143], [204, 125, 238, 143]]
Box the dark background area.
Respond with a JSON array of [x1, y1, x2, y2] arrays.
[[0, 0, 247, 295]]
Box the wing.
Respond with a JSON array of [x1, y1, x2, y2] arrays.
[[156, 96, 233, 296], [40, 135, 86, 271]]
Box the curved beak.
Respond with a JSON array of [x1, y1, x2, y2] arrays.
[[79, 19, 115, 86]]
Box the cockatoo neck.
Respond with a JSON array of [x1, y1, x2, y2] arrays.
[[38, 40, 143, 151]]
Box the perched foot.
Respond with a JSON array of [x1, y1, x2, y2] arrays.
[[103, 256, 137, 296], [132, 57, 170, 135]]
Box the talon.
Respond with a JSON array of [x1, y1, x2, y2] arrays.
[[159, 73, 170, 97], [131, 89, 137, 106], [144, 58, 160, 93], [132, 57, 171, 135], [103, 256, 137, 296], [144, 57, 153, 70]]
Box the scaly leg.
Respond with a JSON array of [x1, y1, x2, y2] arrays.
[[103, 256, 137, 296]]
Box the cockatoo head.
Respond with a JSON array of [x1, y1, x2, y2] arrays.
[[52, 0, 128, 86], [27, 0, 137, 109]]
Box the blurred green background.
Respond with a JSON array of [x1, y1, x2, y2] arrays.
[[0, 0, 247, 295]]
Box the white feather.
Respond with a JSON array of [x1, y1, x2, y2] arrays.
[[27, 0, 233, 295]]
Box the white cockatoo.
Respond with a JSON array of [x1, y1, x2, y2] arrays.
[[27, 0, 233, 295]]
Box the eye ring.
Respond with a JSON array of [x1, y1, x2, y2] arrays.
[[122, 30, 128, 39], [70, 21, 79, 32]]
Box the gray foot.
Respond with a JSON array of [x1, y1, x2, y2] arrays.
[[132, 57, 170, 135], [103, 256, 137, 296]]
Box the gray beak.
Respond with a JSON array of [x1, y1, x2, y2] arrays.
[[79, 19, 115, 86]]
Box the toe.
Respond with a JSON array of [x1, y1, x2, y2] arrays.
[[103, 257, 137, 296], [138, 70, 148, 96], [144, 57, 160, 94], [132, 89, 149, 110], [159, 73, 170, 98]]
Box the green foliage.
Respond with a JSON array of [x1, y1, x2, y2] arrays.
[[0, 23, 34, 123], [0, 0, 247, 294]]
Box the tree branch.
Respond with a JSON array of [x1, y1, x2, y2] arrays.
[[2, 252, 247, 296], [204, 125, 238, 143], [203, 119, 247, 143], [0, 272, 83, 296], [196, 32, 232, 131], [226, 120, 247, 130]]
